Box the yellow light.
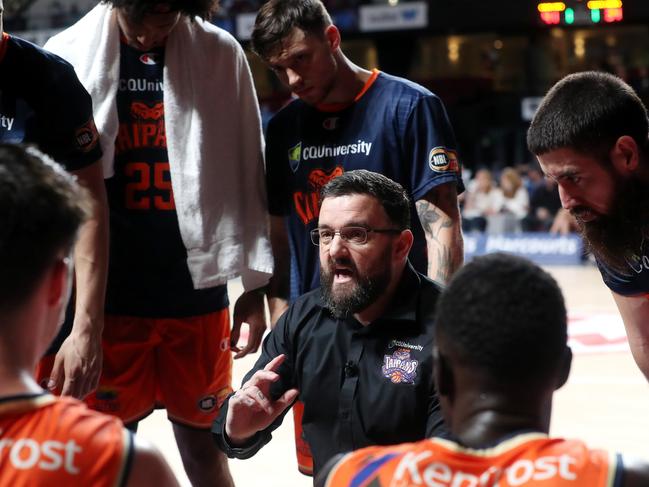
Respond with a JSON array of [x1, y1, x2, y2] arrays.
[[587, 0, 622, 9], [448, 38, 460, 63], [538, 2, 566, 13]]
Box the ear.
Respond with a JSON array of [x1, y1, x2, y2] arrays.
[[555, 346, 572, 390], [433, 346, 454, 398], [394, 229, 414, 261], [324, 25, 340, 52], [47, 257, 71, 307], [611, 135, 640, 174]]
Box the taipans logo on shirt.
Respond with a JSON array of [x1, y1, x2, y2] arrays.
[[322, 117, 339, 130], [139, 52, 160, 65], [292, 166, 344, 225], [75, 118, 100, 153], [288, 142, 302, 173], [382, 348, 419, 384], [428, 147, 459, 173]]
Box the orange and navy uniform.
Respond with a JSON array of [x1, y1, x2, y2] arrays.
[[324, 433, 622, 487], [0, 393, 132, 487]]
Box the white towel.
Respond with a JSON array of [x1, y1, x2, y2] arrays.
[[46, 4, 273, 291]]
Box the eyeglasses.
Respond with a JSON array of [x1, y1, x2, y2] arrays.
[[310, 226, 402, 246]]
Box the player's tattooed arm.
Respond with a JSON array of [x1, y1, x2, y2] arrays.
[[416, 182, 463, 284]]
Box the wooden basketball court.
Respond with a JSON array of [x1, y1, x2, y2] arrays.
[[139, 264, 649, 486]]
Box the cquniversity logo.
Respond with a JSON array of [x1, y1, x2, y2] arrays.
[[288, 142, 302, 173]]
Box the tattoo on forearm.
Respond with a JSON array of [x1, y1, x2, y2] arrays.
[[416, 200, 453, 242], [436, 246, 452, 283]]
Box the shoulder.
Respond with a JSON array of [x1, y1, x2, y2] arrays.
[[7, 36, 77, 79], [373, 72, 437, 103]]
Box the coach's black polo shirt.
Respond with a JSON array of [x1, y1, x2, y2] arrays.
[[213, 262, 446, 475]]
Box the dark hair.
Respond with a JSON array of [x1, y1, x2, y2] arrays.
[[251, 0, 332, 60], [0, 145, 91, 312], [320, 170, 411, 230], [102, 0, 219, 21], [527, 71, 649, 162], [435, 253, 567, 384]]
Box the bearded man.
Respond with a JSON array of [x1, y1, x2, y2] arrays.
[[212, 170, 447, 475], [528, 70, 649, 380]]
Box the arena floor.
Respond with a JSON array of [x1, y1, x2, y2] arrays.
[[139, 263, 649, 486]]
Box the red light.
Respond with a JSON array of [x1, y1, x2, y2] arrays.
[[603, 7, 623, 22], [540, 11, 561, 24]]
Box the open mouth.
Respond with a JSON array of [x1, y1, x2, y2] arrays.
[[334, 267, 354, 283], [572, 208, 598, 223]]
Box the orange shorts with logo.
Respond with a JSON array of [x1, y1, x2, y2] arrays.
[[38, 310, 233, 428]]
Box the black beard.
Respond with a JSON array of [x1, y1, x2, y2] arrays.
[[320, 257, 391, 320], [577, 178, 649, 274]]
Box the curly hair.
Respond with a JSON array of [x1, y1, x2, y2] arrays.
[[435, 253, 568, 384], [102, 0, 219, 21]]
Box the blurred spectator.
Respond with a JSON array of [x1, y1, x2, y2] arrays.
[[522, 176, 562, 232], [487, 167, 529, 234], [461, 168, 499, 233], [549, 208, 579, 236]]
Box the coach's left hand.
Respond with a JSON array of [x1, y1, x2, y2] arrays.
[[231, 289, 267, 359]]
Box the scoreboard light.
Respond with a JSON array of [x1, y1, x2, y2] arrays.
[[538, 0, 623, 25]]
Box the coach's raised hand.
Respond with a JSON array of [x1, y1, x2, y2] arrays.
[[225, 354, 299, 445]]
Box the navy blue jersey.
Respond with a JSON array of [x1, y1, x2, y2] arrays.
[[0, 34, 101, 170], [265, 71, 463, 298], [104, 39, 226, 317], [597, 252, 649, 297]]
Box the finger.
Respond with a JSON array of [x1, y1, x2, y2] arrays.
[[61, 373, 79, 398], [230, 320, 242, 351], [246, 370, 281, 388], [263, 354, 286, 373], [274, 388, 300, 412], [233, 325, 263, 359], [241, 387, 275, 415], [48, 353, 65, 394]]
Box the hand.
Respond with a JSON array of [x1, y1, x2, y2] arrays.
[[48, 326, 103, 399], [225, 355, 299, 445], [231, 289, 268, 359]]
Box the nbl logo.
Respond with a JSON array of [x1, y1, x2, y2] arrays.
[[428, 147, 459, 173]]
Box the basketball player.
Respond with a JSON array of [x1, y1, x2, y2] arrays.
[[318, 253, 649, 487], [0, 144, 178, 487], [44, 1, 273, 485], [528, 71, 649, 383], [0, 0, 109, 400]]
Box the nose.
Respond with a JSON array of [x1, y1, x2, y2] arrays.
[[286, 68, 302, 89], [327, 233, 348, 259], [557, 184, 577, 210]]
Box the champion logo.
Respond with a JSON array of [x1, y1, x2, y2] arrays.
[[139, 53, 159, 65], [198, 395, 217, 412]]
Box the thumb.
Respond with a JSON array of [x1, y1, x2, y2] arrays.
[[274, 388, 299, 413], [48, 353, 64, 393]]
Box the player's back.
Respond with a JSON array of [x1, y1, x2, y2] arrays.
[[0, 393, 131, 486], [325, 432, 621, 486]]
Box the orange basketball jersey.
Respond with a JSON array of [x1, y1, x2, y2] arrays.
[[0, 394, 132, 487], [326, 432, 621, 487]]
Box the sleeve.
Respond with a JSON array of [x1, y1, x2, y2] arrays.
[[212, 308, 298, 459], [595, 258, 648, 296], [406, 94, 464, 201], [265, 114, 292, 216], [28, 57, 102, 172]]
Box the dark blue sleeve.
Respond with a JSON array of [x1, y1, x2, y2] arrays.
[[596, 257, 649, 297], [30, 57, 102, 172], [405, 94, 464, 201]]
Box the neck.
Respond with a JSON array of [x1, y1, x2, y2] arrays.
[[353, 263, 405, 325], [0, 317, 43, 396], [322, 52, 373, 105], [449, 387, 552, 448]]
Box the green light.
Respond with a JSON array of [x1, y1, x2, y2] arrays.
[[591, 9, 601, 22], [565, 7, 575, 24]]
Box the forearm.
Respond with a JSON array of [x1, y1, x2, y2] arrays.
[[416, 184, 463, 284], [72, 167, 109, 337]]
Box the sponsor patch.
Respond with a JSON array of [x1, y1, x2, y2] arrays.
[[382, 348, 419, 384], [198, 395, 217, 413], [288, 142, 302, 173], [428, 147, 459, 173], [75, 118, 100, 153], [388, 339, 423, 352]]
